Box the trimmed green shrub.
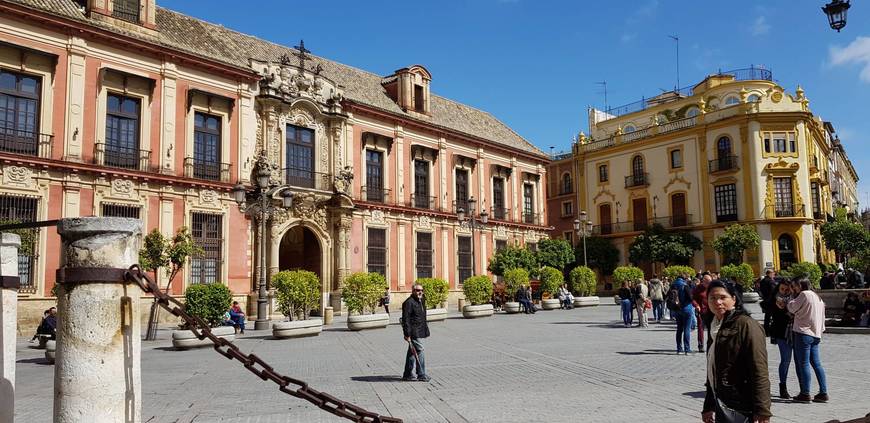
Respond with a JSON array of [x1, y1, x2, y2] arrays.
[[538, 266, 564, 296], [784, 262, 822, 289], [720, 263, 755, 292], [417, 278, 449, 309], [663, 265, 695, 281], [569, 266, 597, 297], [503, 268, 530, 298], [342, 272, 388, 314], [487, 245, 539, 277], [612, 266, 644, 287], [462, 275, 493, 305], [273, 270, 321, 320], [184, 283, 232, 327]]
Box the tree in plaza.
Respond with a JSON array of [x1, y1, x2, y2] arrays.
[[821, 208, 870, 262], [487, 244, 539, 277], [140, 227, 202, 341], [578, 236, 620, 276], [628, 224, 702, 267], [535, 238, 574, 272], [712, 223, 761, 265]]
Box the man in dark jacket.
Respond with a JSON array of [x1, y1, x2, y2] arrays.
[[758, 269, 776, 334], [401, 283, 430, 382]]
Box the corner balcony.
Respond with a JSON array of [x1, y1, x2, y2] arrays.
[[765, 204, 806, 219], [708, 155, 739, 173]]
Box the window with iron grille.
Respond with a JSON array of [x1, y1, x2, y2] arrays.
[[367, 228, 387, 276], [285, 124, 314, 188], [413, 159, 429, 208], [112, 0, 140, 23], [774, 177, 794, 215], [105, 93, 140, 169], [523, 183, 534, 223], [415, 232, 433, 279], [193, 112, 222, 180], [714, 184, 738, 222], [0, 195, 38, 291], [457, 236, 472, 285], [0, 69, 41, 156], [811, 182, 821, 216], [495, 239, 507, 252], [101, 203, 141, 219], [190, 212, 223, 284]]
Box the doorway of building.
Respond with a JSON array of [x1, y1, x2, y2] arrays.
[[279, 225, 322, 279], [777, 234, 797, 271]]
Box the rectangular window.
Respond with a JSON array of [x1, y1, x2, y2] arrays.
[[285, 124, 315, 188], [413, 159, 430, 208], [495, 239, 507, 252], [523, 183, 535, 224], [561, 201, 573, 217], [763, 131, 796, 154], [101, 203, 141, 219], [112, 0, 140, 23], [563, 231, 573, 243], [367, 227, 387, 276], [192, 112, 222, 180], [365, 149, 384, 202], [598, 164, 608, 183], [714, 184, 738, 222], [455, 168, 469, 212], [492, 177, 505, 219], [811, 182, 821, 217], [0, 69, 41, 156], [670, 149, 682, 169], [527, 242, 537, 252], [457, 236, 472, 285], [0, 195, 37, 292], [774, 177, 794, 216], [415, 232, 433, 279], [414, 85, 425, 112], [104, 93, 141, 170], [190, 213, 223, 284]]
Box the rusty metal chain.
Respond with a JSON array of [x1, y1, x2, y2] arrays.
[[124, 264, 402, 423]]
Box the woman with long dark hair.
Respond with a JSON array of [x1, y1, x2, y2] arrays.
[[767, 280, 796, 399], [702, 280, 771, 423]]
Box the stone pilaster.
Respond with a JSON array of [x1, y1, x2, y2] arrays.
[[0, 233, 20, 423]]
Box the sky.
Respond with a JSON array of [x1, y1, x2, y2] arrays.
[[161, 0, 870, 205]]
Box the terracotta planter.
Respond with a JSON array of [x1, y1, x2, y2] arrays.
[[172, 325, 235, 350], [426, 308, 447, 322], [742, 292, 760, 303], [541, 299, 562, 310], [574, 296, 601, 307], [462, 304, 494, 319], [272, 318, 323, 338], [503, 302, 521, 314], [347, 313, 389, 331]]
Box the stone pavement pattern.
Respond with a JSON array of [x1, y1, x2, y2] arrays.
[[14, 303, 870, 422]]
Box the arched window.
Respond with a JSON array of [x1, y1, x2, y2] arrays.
[[686, 107, 700, 118], [631, 155, 644, 176], [623, 124, 636, 133], [561, 172, 572, 195], [717, 136, 732, 158], [724, 96, 740, 106], [748, 94, 760, 103]]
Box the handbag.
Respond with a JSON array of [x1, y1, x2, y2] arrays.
[[644, 298, 652, 310], [715, 398, 752, 423]]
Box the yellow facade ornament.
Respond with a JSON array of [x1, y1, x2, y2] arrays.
[[739, 87, 748, 103], [698, 98, 706, 113]]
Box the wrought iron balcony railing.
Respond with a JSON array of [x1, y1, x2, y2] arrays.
[[0, 129, 53, 158], [491, 207, 508, 221], [360, 185, 391, 204], [521, 212, 541, 225], [624, 173, 649, 188], [708, 155, 739, 173], [184, 157, 232, 182], [765, 204, 806, 219], [94, 143, 151, 171], [410, 193, 436, 210], [281, 167, 332, 191]]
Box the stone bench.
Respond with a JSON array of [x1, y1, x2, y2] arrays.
[[171, 326, 235, 350], [272, 319, 322, 338]]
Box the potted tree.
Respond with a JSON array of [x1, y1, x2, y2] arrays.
[[172, 283, 235, 350], [343, 272, 390, 331], [538, 266, 564, 310], [570, 265, 600, 307], [461, 275, 494, 318], [721, 263, 758, 302], [271, 270, 323, 338], [418, 278, 449, 322], [502, 268, 529, 314], [612, 266, 644, 304]]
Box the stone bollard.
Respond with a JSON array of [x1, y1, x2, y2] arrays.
[[0, 233, 21, 423], [54, 218, 142, 423], [458, 298, 466, 311], [323, 306, 334, 325]]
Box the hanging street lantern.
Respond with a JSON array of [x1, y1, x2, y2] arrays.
[[822, 0, 850, 32]]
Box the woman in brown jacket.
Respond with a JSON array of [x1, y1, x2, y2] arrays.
[[702, 280, 771, 423]]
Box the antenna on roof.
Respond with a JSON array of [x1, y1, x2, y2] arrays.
[[668, 35, 680, 90], [595, 81, 608, 112]]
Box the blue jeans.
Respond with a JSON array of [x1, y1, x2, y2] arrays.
[[675, 309, 694, 352], [774, 337, 792, 384], [793, 333, 827, 395], [620, 299, 633, 326], [652, 300, 664, 321], [403, 338, 426, 379]]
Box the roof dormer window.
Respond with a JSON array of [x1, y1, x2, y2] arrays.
[[112, 0, 140, 23], [414, 84, 425, 113], [381, 65, 431, 116]]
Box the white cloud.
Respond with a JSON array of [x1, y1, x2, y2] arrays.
[[830, 36, 870, 82], [751, 16, 770, 36], [621, 33, 636, 44]]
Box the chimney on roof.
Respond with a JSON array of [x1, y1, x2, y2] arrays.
[[382, 65, 432, 116]]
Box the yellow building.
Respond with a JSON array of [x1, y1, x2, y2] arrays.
[[573, 67, 846, 275]]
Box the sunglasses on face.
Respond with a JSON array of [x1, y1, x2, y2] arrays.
[[413, 289, 423, 292]]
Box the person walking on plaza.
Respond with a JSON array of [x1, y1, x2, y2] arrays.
[[668, 273, 695, 354], [634, 279, 649, 328], [618, 281, 633, 327], [768, 280, 796, 399], [788, 278, 828, 403], [692, 275, 711, 352], [649, 274, 665, 323], [702, 280, 771, 423], [759, 269, 777, 335], [401, 283, 431, 382]]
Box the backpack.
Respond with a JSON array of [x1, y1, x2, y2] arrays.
[[666, 284, 684, 311]]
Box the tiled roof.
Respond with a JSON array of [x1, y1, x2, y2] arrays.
[[3, 0, 547, 158]]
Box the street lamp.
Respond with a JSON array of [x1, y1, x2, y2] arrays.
[[457, 196, 488, 275], [232, 151, 294, 330], [822, 0, 850, 32], [574, 210, 593, 267]]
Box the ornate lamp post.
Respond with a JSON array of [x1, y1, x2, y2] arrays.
[[574, 210, 593, 267], [232, 151, 294, 330], [457, 196, 488, 275], [822, 0, 850, 32]]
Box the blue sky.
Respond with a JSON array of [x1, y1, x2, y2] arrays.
[[162, 0, 870, 204]]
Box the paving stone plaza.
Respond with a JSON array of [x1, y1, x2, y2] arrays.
[[14, 302, 870, 423]]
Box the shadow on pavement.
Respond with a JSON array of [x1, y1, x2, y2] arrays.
[[350, 375, 407, 383], [616, 349, 680, 356], [682, 391, 705, 399], [16, 357, 53, 365]]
